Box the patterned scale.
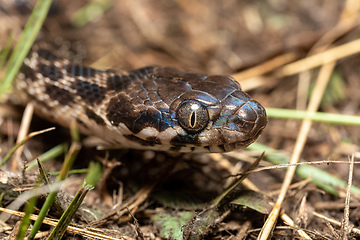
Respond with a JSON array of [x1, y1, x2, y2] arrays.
[[14, 48, 267, 152]]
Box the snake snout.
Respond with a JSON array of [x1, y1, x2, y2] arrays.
[[231, 100, 267, 146]]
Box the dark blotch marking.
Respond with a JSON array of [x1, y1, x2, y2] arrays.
[[218, 144, 226, 152], [63, 65, 99, 78], [36, 49, 60, 61], [71, 79, 107, 105], [85, 108, 106, 125], [107, 75, 132, 91], [45, 84, 75, 105], [70, 65, 82, 76], [132, 110, 160, 133], [37, 63, 59, 80], [106, 96, 172, 134], [76, 118, 88, 129], [170, 146, 183, 152], [124, 135, 160, 146], [20, 64, 36, 81], [64, 64, 80, 77], [88, 68, 98, 78], [170, 134, 200, 147], [147, 136, 161, 144], [106, 96, 138, 130]]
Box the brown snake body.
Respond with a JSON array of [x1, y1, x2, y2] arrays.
[[14, 48, 267, 152]]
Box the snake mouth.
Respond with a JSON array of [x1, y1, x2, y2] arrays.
[[216, 118, 266, 152], [241, 125, 265, 146]]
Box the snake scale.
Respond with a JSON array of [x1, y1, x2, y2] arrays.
[[14, 48, 267, 153]]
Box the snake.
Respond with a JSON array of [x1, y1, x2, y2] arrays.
[[13, 48, 267, 153]]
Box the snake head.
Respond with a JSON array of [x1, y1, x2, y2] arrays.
[[169, 87, 267, 152], [104, 68, 267, 153], [214, 96, 267, 151]]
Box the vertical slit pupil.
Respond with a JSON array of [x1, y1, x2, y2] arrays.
[[190, 111, 196, 127]]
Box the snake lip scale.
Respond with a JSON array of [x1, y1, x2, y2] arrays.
[[14, 48, 267, 153]]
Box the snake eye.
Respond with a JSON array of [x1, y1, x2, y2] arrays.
[[177, 100, 209, 133]]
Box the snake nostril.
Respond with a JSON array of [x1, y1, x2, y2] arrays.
[[233, 117, 246, 128]]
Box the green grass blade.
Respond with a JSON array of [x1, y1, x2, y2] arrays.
[[48, 186, 91, 240], [267, 108, 360, 125], [246, 142, 360, 195], [48, 168, 88, 176], [0, 193, 4, 205], [71, 0, 112, 27], [28, 126, 81, 239], [0, 0, 53, 97], [16, 182, 40, 240], [0, 32, 15, 70], [84, 161, 103, 187], [0, 127, 55, 168], [26, 143, 67, 171], [27, 186, 58, 240]]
